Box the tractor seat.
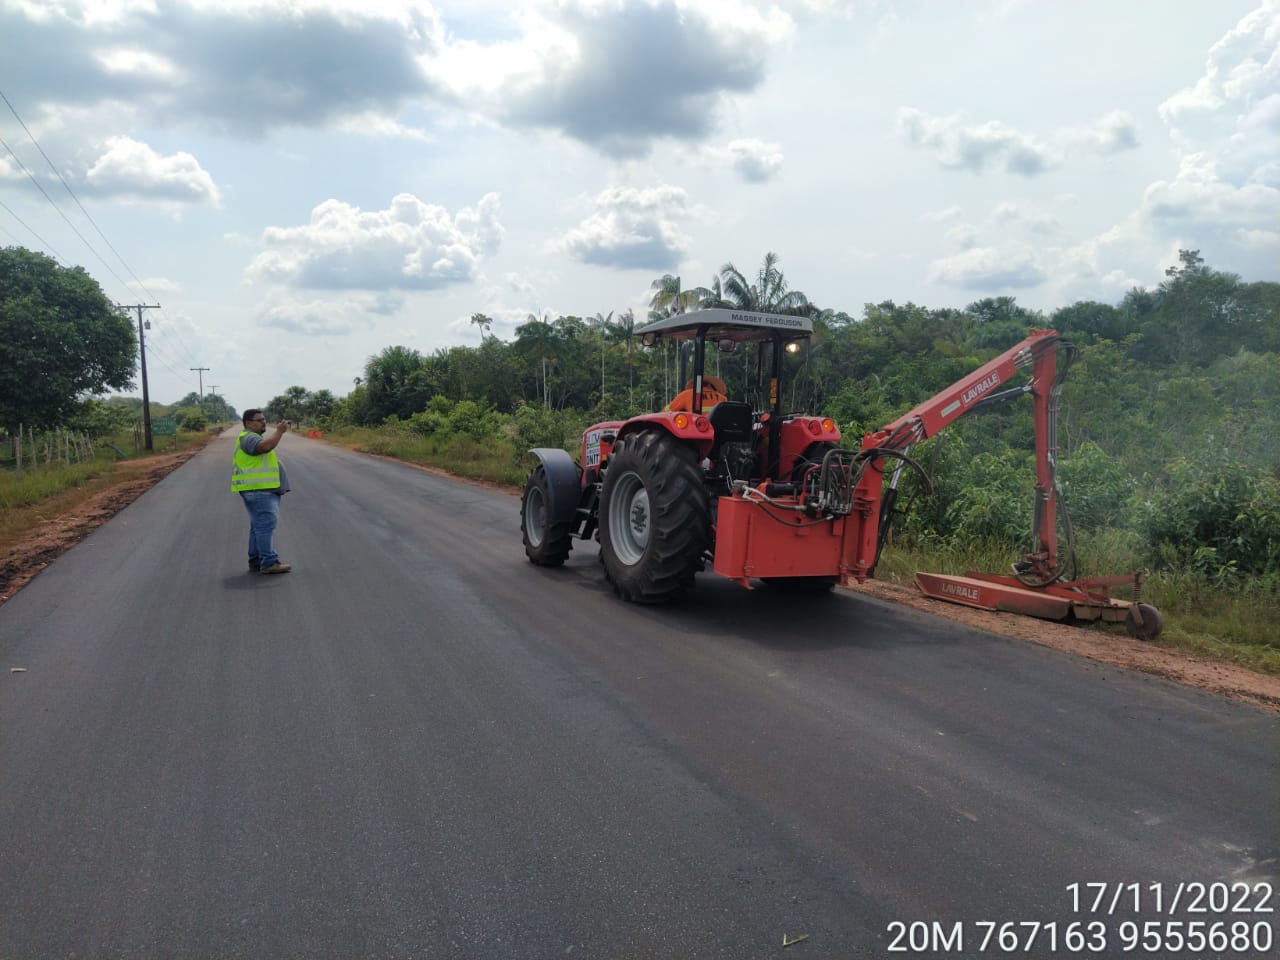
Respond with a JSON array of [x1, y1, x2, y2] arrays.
[[707, 401, 754, 447]]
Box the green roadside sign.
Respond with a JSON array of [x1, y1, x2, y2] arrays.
[[152, 417, 177, 436]]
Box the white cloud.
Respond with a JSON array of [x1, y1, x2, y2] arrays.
[[1238, 227, 1280, 249], [1144, 3, 1280, 249], [95, 47, 181, 83], [554, 184, 693, 271], [258, 293, 397, 336], [1159, 2, 1279, 137], [927, 247, 1047, 290], [1143, 153, 1280, 224], [136, 275, 183, 294], [248, 192, 504, 290], [694, 138, 784, 182], [1, 0, 443, 138], [727, 139, 784, 183], [83, 136, 221, 206], [897, 107, 1059, 176], [920, 206, 963, 223], [422, 0, 794, 157], [944, 223, 979, 249], [990, 202, 1059, 235], [1088, 110, 1140, 153], [332, 112, 434, 142]]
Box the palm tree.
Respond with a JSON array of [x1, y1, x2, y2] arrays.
[[718, 252, 812, 316], [515, 312, 557, 406], [470, 312, 493, 341], [306, 389, 336, 421], [648, 274, 713, 318], [591, 310, 613, 400], [608, 308, 638, 405], [364, 345, 427, 419]]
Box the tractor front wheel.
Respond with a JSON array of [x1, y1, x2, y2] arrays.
[[600, 430, 710, 603], [521, 464, 573, 566]]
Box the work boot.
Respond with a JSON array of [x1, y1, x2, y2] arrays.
[[260, 562, 292, 575]]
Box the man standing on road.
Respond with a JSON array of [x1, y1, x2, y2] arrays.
[[232, 409, 292, 575]]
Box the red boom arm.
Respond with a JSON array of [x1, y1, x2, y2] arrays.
[[842, 329, 1067, 583]]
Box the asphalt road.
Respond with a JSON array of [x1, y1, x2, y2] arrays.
[[1, 432, 1276, 959]]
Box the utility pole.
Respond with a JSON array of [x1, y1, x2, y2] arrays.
[[208, 385, 220, 421], [119, 303, 161, 450], [190, 366, 210, 416]]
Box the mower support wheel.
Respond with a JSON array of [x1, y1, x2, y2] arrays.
[[521, 464, 574, 566], [1125, 602, 1163, 641], [599, 430, 709, 603]]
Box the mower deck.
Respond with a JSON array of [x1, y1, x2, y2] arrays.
[[914, 570, 1152, 632]]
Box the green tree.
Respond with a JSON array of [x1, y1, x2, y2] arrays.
[[1050, 300, 1135, 344], [961, 296, 1044, 351], [364, 346, 428, 420], [470, 312, 493, 340], [717, 252, 813, 316], [515, 313, 558, 407], [306, 389, 336, 421], [608, 308, 639, 405], [1143, 249, 1246, 365], [266, 385, 310, 422], [330, 383, 376, 426], [591, 310, 613, 402], [648, 274, 711, 318], [0, 246, 137, 432], [200, 392, 235, 423], [66, 396, 138, 436]]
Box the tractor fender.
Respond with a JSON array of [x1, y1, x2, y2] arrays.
[[528, 448, 582, 525], [616, 413, 715, 459]]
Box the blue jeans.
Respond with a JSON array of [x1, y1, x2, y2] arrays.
[[241, 491, 281, 568]]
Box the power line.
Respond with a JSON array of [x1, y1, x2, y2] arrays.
[[0, 133, 140, 297], [1, 88, 204, 373], [0, 88, 156, 302], [140, 339, 189, 380], [149, 319, 202, 369], [0, 198, 69, 264]]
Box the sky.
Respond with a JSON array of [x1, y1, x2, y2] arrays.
[[2, 0, 1277, 415]]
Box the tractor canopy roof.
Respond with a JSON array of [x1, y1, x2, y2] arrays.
[[635, 308, 813, 344]]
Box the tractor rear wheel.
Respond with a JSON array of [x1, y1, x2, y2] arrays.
[[600, 430, 710, 603], [521, 464, 573, 566]]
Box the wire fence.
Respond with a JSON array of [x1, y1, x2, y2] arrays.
[[1, 424, 141, 474]]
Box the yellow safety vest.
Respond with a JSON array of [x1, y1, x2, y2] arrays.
[[231, 430, 281, 492]]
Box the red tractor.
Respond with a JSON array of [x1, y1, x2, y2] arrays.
[[520, 308, 1160, 638]]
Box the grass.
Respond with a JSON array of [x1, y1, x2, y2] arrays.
[[323, 425, 531, 487], [0, 429, 213, 549], [875, 532, 1280, 676], [0, 460, 114, 511]]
